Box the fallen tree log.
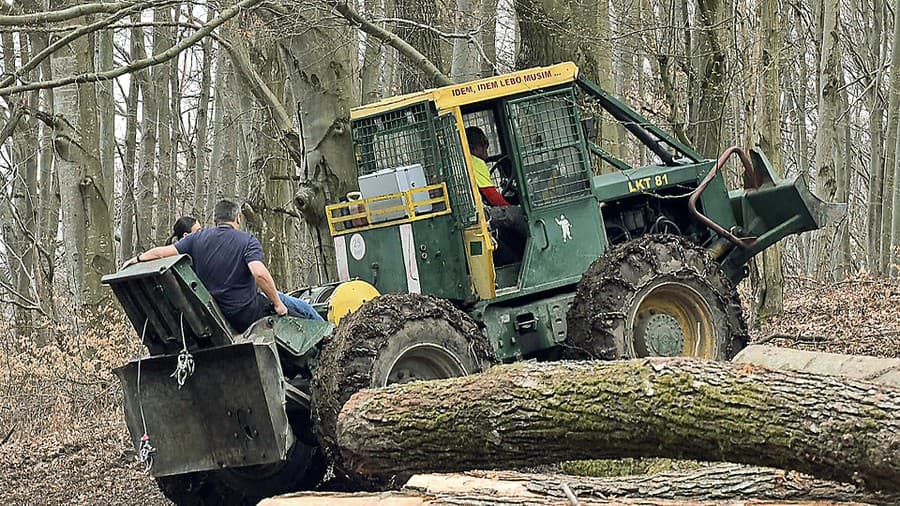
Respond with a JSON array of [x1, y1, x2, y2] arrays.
[[260, 465, 896, 505], [733, 345, 900, 386], [336, 359, 900, 492]]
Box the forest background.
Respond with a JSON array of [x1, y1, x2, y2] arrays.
[[0, 0, 898, 454]]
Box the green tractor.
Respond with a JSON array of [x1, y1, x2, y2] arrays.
[[103, 62, 837, 504]]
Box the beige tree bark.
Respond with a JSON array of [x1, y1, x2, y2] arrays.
[[120, 51, 139, 259], [1, 32, 39, 338], [881, 6, 900, 276], [813, 0, 840, 279], [134, 19, 158, 252], [153, 9, 173, 244], [97, 21, 115, 223], [47, 17, 114, 308], [359, 0, 384, 104], [392, 0, 443, 92], [449, 0, 481, 83], [192, 16, 213, 216], [750, 0, 783, 325], [230, 35, 295, 283], [688, 0, 727, 157], [866, 0, 886, 275], [30, 29, 59, 322]]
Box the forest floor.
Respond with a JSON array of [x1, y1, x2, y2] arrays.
[[0, 277, 897, 505]]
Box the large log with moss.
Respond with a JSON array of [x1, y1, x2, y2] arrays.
[[336, 359, 900, 491]]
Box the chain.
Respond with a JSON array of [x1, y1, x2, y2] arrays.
[[135, 319, 157, 472], [170, 313, 195, 388]]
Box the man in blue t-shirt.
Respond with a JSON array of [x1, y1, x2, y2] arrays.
[[122, 200, 322, 332]]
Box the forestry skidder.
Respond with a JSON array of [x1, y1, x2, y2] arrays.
[[103, 62, 838, 504]]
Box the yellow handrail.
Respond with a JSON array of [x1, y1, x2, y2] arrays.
[[326, 183, 452, 236]]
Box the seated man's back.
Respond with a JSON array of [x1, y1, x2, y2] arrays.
[[175, 224, 265, 332]]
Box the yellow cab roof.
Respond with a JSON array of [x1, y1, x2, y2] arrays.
[[350, 62, 580, 120]]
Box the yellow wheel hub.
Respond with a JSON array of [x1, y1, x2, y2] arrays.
[[327, 280, 380, 325], [631, 282, 716, 359]]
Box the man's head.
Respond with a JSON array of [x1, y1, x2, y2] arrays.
[[466, 127, 489, 159], [214, 199, 242, 227]]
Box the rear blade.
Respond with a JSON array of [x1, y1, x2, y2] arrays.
[[115, 341, 294, 477]]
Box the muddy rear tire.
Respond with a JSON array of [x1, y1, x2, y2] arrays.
[[310, 293, 495, 484], [565, 234, 747, 361], [155, 439, 326, 505]]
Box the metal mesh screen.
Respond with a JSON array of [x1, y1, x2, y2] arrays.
[[353, 103, 435, 177], [434, 114, 477, 226], [351, 103, 476, 226], [509, 92, 591, 208]]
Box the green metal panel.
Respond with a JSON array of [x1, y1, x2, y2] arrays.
[[590, 161, 738, 236], [518, 199, 606, 291], [343, 226, 409, 295], [720, 175, 839, 282], [342, 215, 471, 302], [471, 292, 575, 361], [411, 216, 472, 301]]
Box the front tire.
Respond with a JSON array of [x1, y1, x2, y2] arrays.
[[565, 234, 747, 361], [310, 293, 495, 483]]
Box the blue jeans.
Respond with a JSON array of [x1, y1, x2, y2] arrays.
[[278, 292, 324, 321]]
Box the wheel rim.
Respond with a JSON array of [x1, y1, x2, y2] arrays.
[[630, 282, 716, 358], [382, 343, 468, 387]]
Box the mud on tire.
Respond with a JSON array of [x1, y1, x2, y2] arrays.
[[310, 293, 495, 483], [565, 234, 747, 361]]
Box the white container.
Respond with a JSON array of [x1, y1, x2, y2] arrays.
[[358, 164, 432, 223]]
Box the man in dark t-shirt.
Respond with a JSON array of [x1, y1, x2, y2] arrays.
[[122, 200, 321, 332]]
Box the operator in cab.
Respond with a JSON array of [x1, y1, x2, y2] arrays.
[[466, 126, 510, 207]]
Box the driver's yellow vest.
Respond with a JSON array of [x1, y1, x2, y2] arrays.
[[472, 156, 493, 188]]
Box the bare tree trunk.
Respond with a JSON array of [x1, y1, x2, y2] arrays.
[[750, 0, 783, 325], [337, 360, 900, 493], [393, 0, 443, 91], [134, 20, 158, 252], [689, 0, 727, 157], [209, 23, 238, 207], [2, 32, 38, 339], [48, 21, 114, 308], [881, 5, 900, 276], [813, 0, 840, 279], [449, 0, 481, 82], [120, 42, 139, 259], [31, 30, 59, 322], [360, 0, 384, 105], [97, 21, 115, 229], [866, 0, 886, 275], [154, 9, 173, 244], [267, 467, 898, 504], [193, 16, 213, 217], [277, 21, 358, 283], [479, 0, 497, 75], [228, 34, 294, 283]]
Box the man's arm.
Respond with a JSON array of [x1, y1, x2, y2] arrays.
[[122, 245, 179, 269], [248, 260, 288, 316]]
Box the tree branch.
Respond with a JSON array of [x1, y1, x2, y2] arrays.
[[0, 0, 171, 91], [0, 0, 262, 96], [326, 0, 451, 86], [0, 1, 130, 26]]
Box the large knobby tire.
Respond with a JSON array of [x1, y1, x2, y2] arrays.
[[565, 234, 747, 361], [311, 293, 495, 484], [155, 438, 326, 505]]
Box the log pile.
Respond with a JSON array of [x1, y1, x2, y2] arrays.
[[335, 358, 900, 492], [261, 465, 898, 505]]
